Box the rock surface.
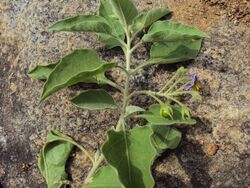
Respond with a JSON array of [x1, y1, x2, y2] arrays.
[[0, 0, 249, 188]]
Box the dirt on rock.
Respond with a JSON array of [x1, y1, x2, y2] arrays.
[[0, 0, 250, 188], [203, 0, 250, 25]]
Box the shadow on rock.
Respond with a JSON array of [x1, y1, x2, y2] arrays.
[[154, 172, 189, 188], [154, 122, 213, 188]]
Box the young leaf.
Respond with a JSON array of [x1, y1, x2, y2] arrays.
[[125, 105, 145, 117], [132, 8, 171, 34], [49, 15, 112, 34], [98, 0, 130, 48], [99, 0, 125, 36], [142, 20, 208, 42], [137, 104, 196, 126], [150, 125, 182, 154], [146, 38, 202, 65], [99, 0, 125, 48], [102, 125, 157, 188], [110, 0, 138, 27], [41, 49, 116, 101], [71, 89, 117, 110], [28, 63, 58, 80], [38, 130, 74, 188], [86, 166, 124, 188]]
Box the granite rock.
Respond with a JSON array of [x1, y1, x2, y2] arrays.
[[0, 0, 249, 188]]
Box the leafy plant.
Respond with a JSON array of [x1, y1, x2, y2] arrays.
[[29, 0, 207, 187]]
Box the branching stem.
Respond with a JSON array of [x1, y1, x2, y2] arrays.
[[83, 26, 136, 186], [159, 72, 179, 93]]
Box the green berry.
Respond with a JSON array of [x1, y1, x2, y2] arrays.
[[160, 104, 173, 119]]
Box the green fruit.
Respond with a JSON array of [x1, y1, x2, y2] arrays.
[[181, 106, 190, 119], [160, 105, 173, 119]]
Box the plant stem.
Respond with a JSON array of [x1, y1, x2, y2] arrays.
[[116, 28, 132, 131], [84, 154, 105, 185], [128, 90, 185, 107], [104, 79, 124, 92], [83, 27, 133, 186], [52, 138, 95, 164], [164, 95, 184, 106], [132, 61, 150, 75], [159, 72, 179, 93], [116, 65, 130, 76], [131, 41, 142, 53]]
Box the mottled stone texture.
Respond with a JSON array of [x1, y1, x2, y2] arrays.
[[0, 0, 249, 188]]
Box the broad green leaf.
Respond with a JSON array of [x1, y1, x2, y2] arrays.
[[110, 0, 138, 27], [71, 89, 117, 110], [29, 62, 121, 91], [98, 34, 123, 49], [132, 8, 171, 34], [137, 104, 196, 126], [38, 130, 74, 188], [41, 49, 116, 101], [28, 63, 119, 89], [142, 20, 208, 42], [150, 125, 182, 154], [125, 105, 145, 117], [102, 125, 157, 188], [99, 0, 125, 48], [49, 15, 112, 34], [28, 63, 58, 80], [86, 166, 124, 188], [146, 38, 202, 65]]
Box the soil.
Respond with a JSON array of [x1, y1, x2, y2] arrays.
[[203, 0, 250, 25], [0, 0, 249, 188]]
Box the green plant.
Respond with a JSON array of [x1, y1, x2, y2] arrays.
[[29, 0, 208, 187]]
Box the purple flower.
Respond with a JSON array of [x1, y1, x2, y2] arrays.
[[184, 74, 201, 91]]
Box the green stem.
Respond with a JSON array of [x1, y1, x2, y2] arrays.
[[164, 95, 184, 106], [128, 90, 185, 107], [104, 79, 124, 92], [117, 27, 132, 131], [128, 90, 147, 99], [116, 65, 130, 76], [83, 27, 133, 186], [131, 41, 142, 53], [84, 154, 105, 185], [147, 91, 164, 104], [159, 72, 179, 93], [168, 90, 194, 96], [175, 81, 192, 92], [128, 90, 163, 104], [132, 61, 150, 75], [52, 138, 94, 164]]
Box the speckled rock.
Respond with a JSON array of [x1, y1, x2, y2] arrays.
[[0, 0, 249, 188]]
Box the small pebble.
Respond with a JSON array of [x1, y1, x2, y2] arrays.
[[205, 143, 218, 156]]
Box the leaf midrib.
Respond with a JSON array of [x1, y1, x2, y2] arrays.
[[122, 130, 133, 188]]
